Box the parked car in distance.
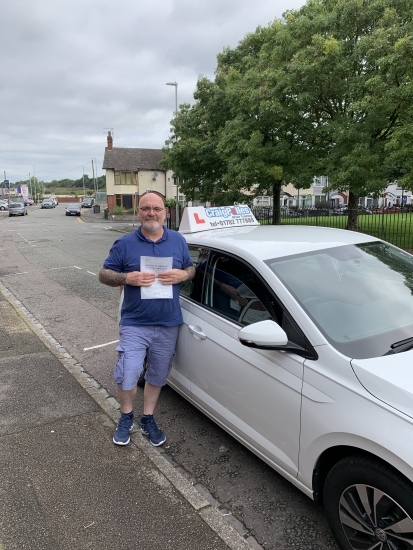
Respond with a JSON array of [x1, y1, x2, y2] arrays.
[[333, 205, 373, 215], [81, 197, 95, 208], [51, 197, 58, 206], [65, 203, 81, 216], [24, 198, 34, 206], [8, 202, 28, 216], [0, 200, 9, 211], [253, 206, 273, 220], [41, 199, 55, 209]]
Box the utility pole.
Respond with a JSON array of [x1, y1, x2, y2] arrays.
[[94, 158, 98, 194], [92, 159, 97, 197], [33, 166, 36, 203], [166, 81, 180, 228], [82, 166, 86, 200]]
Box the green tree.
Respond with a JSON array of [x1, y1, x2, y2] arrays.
[[279, 0, 413, 228], [162, 0, 413, 228]]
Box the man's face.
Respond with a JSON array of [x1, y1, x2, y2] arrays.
[[138, 194, 166, 233]]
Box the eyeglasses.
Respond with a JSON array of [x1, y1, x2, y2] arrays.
[[139, 207, 165, 213]]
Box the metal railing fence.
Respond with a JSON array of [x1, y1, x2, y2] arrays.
[[252, 206, 413, 252]]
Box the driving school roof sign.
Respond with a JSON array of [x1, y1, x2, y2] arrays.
[[179, 205, 259, 233]]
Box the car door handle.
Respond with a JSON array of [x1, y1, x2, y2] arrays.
[[188, 325, 207, 340]]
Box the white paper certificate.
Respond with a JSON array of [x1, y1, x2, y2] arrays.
[[140, 256, 173, 299]]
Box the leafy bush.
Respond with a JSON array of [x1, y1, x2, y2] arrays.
[[165, 198, 177, 207], [110, 206, 125, 214], [110, 206, 135, 215]]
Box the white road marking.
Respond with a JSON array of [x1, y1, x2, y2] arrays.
[[83, 340, 119, 351], [2, 272, 29, 277], [87, 271, 97, 276], [49, 266, 79, 271]]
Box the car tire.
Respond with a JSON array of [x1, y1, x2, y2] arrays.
[[323, 456, 413, 550], [66, 213, 69, 216]]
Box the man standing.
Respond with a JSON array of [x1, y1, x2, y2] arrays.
[[99, 193, 194, 446]]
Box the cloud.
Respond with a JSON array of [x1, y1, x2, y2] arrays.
[[0, 0, 305, 183]]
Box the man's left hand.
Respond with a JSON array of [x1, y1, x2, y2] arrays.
[[157, 269, 188, 285]]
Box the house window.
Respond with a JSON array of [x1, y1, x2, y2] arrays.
[[313, 176, 328, 187], [256, 196, 271, 207], [121, 172, 131, 185], [114, 172, 131, 185]]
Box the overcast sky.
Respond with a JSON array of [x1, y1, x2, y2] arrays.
[[1, 0, 306, 184]]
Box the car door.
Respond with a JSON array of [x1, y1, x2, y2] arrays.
[[169, 246, 210, 396], [182, 249, 309, 479]]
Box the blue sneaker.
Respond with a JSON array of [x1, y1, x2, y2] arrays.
[[140, 415, 166, 446], [113, 413, 134, 445]]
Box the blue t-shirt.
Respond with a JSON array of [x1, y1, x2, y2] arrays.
[[103, 226, 193, 326]]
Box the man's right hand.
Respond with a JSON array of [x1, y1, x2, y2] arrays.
[[99, 268, 155, 287]]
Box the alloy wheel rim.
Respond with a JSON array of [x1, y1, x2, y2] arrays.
[[339, 484, 413, 549]]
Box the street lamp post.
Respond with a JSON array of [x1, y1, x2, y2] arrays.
[[166, 81, 179, 228]]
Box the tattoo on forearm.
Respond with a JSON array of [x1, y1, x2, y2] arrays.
[[184, 266, 196, 281], [99, 268, 127, 287]]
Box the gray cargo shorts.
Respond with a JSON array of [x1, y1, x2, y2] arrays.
[[114, 324, 179, 390]]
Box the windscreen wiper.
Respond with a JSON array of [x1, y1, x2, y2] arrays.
[[383, 336, 413, 355]]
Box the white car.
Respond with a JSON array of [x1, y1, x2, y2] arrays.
[[0, 199, 8, 210], [169, 206, 413, 550]]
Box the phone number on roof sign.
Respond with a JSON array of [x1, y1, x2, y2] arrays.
[[209, 216, 256, 227]]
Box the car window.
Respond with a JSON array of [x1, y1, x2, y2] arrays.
[[267, 242, 413, 359], [180, 246, 209, 300], [199, 252, 276, 327]]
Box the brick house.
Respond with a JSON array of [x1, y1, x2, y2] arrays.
[[102, 131, 177, 211]]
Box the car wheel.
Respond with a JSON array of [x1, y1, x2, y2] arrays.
[[0, 206, 4, 210], [66, 213, 69, 216], [323, 456, 413, 550]]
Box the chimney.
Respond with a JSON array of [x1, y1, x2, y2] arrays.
[[107, 131, 113, 150]]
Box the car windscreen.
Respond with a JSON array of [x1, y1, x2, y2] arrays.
[[10, 203, 23, 208], [266, 242, 413, 359], [67, 204, 79, 208]]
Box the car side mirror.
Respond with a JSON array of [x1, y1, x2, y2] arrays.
[[238, 320, 288, 349]]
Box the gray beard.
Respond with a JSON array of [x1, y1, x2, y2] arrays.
[[142, 220, 162, 233]]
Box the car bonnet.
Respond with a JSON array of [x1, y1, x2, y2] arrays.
[[352, 351, 413, 419]]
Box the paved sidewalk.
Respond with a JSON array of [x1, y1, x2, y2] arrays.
[[80, 206, 138, 233], [0, 287, 253, 550]]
